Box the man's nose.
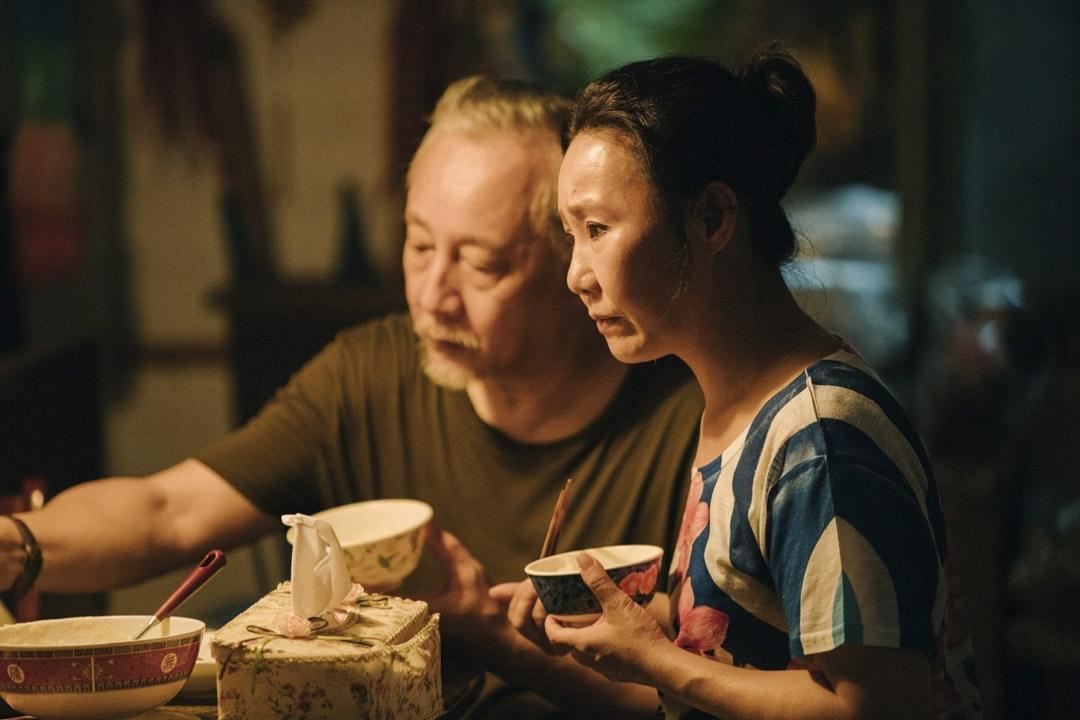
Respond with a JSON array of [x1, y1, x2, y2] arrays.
[[418, 255, 463, 316]]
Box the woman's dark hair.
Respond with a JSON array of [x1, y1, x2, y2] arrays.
[[565, 43, 816, 266]]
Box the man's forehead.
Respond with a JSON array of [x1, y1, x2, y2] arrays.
[[405, 133, 549, 246], [416, 129, 555, 185]]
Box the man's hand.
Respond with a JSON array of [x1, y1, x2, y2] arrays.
[[417, 526, 509, 658], [489, 577, 558, 653]]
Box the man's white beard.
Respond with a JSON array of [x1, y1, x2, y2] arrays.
[[413, 316, 482, 390], [420, 345, 473, 390]]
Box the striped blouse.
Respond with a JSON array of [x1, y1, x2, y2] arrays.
[[663, 347, 982, 719]]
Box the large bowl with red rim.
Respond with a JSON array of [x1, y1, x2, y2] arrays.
[[0, 615, 204, 720], [525, 544, 663, 624]]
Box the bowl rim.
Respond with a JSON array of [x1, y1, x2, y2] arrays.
[[286, 499, 434, 547], [0, 615, 205, 651], [524, 544, 663, 577]]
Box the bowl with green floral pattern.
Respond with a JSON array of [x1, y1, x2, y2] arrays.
[[287, 499, 433, 590], [525, 544, 663, 625]]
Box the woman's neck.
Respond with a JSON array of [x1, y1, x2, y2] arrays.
[[681, 267, 839, 464]]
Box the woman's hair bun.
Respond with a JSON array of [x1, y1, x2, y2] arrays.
[[736, 42, 817, 202]]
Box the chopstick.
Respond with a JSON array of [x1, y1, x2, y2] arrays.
[[539, 478, 572, 558]]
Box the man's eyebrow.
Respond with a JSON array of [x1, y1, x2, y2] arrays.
[[403, 220, 505, 254], [403, 210, 428, 228], [458, 237, 505, 254]]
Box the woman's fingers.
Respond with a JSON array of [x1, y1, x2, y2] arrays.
[[576, 552, 636, 612]]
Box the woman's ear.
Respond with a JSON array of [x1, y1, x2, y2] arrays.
[[697, 181, 739, 252]]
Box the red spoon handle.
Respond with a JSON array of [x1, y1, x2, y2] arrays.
[[151, 549, 227, 620]]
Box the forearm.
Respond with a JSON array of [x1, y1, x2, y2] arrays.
[[482, 622, 661, 720], [2, 460, 277, 594], [644, 641, 932, 720], [648, 643, 837, 720], [3, 476, 183, 593]]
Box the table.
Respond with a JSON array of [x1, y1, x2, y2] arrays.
[[3, 662, 484, 720]]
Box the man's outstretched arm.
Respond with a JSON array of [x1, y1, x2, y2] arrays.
[[1, 459, 278, 594]]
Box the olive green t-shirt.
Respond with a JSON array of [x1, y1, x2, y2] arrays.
[[197, 313, 703, 584]]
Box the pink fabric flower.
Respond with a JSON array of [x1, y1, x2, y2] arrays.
[[270, 613, 313, 638], [331, 582, 368, 624], [673, 579, 730, 656], [673, 471, 709, 582], [675, 604, 730, 655], [343, 582, 366, 604]]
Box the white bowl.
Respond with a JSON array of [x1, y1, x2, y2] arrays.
[[0, 615, 204, 720], [287, 499, 433, 590]]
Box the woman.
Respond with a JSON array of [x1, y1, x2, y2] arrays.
[[492, 46, 982, 719]]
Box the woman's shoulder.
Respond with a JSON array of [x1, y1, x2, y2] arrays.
[[750, 345, 912, 446], [801, 344, 899, 406]]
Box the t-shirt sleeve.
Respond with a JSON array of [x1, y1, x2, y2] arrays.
[[195, 315, 410, 516], [766, 425, 945, 659]]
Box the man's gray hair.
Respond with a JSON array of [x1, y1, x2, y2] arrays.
[[406, 76, 572, 261]]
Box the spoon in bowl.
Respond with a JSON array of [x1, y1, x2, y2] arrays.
[[133, 549, 227, 640]]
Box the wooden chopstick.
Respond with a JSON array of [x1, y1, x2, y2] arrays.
[[539, 478, 572, 558]]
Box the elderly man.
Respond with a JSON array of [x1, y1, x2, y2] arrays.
[[0, 77, 701, 718]]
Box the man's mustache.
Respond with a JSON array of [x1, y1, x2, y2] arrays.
[[413, 316, 481, 349]]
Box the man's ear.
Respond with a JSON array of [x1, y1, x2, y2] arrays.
[[695, 181, 739, 252]]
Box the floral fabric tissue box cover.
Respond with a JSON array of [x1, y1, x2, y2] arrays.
[[210, 582, 441, 719]]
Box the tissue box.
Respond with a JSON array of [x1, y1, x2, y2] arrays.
[[210, 582, 442, 720]]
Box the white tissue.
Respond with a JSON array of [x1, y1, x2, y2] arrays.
[[281, 513, 354, 620]]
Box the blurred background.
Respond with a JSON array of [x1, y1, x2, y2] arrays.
[[0, 1, 1077, 718]]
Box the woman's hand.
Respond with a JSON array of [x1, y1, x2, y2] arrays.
[[543, 552, 671, 685]]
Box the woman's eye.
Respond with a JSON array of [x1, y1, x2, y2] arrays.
[[586, 223, 605, 239]]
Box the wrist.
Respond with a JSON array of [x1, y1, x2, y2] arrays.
[[1, 515, 42, 602]]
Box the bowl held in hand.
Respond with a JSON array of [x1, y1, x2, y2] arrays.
[[525, 544, 663, 625]]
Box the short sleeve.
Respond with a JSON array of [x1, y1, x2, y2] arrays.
[[767, 423, 944, 659]]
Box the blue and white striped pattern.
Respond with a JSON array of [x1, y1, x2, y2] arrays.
[[665, 348, 981, 718]]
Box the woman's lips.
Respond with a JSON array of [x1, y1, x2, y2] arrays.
[[591, 314, 622, 333]]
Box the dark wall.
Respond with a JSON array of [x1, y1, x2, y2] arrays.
[[961, 1, 1080, 293]]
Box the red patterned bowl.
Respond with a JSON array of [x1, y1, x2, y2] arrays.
[[0, 615, 204, 720], [526, 544, 664, 625]]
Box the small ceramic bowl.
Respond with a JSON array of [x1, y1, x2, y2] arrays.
[[0, 615, 204, 720], [525, 544, 664, 624], [287, 499, 433, 590]]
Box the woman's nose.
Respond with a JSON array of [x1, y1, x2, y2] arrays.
[[566, 245, 596, 299]]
